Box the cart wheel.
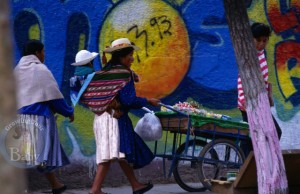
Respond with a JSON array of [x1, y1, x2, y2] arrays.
[[173, 139, 208, 192], [198, 139, 245, 190]]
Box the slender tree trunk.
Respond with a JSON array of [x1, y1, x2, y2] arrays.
[[223, 0, 288, 193], [0, 0, 26, 193]]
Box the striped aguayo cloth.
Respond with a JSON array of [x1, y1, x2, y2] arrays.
[[80, 64, 131, 115]]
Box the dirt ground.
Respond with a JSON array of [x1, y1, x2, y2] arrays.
[[26, 159, 176, 192]]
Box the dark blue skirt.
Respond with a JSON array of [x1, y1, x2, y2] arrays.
[[118, 114, 154, 169]]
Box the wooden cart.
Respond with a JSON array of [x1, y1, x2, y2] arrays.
[[152, 104, 250, 192]]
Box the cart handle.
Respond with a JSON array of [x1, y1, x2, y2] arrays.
[[159, 102, 189, 116], [141, 107, 154, 114]]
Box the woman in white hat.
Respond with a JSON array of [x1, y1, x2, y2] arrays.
[[80, 38, 160, 194], [69, 50, 98, 106]]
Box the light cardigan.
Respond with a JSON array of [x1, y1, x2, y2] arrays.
[[14, 55, 63, 109]]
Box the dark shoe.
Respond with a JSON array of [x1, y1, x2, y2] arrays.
[[52, 185, 67, 194], [133, 182, 153, 194]]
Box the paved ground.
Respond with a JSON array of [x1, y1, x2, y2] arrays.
[[25, 159, 217, 194], [29, 184, 215, 194]]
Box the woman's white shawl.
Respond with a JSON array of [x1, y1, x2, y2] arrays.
[[14, 55, 63, 109]]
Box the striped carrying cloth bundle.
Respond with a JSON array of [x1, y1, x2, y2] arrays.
[[81, 64, 131, 116]]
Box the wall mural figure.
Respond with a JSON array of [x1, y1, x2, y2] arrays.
[[14, 10, 42, 57], [62, 12, 90, 104]]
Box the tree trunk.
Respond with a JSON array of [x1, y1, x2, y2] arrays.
[[223, 0, 288, 193], [0, 0, 26, 193]]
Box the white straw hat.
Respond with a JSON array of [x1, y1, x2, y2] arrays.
[[104, 38, 140, 53], [71, 50, 99, 66]]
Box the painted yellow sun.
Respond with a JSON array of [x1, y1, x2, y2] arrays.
[[99, 0, 190, 99]]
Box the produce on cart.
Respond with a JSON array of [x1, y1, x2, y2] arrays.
[[157, 101, 249, 137]]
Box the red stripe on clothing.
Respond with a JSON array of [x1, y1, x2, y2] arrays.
[[237, 50, 269, 110]]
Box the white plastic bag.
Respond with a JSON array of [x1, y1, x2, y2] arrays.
[[134, 108, 162, 141]]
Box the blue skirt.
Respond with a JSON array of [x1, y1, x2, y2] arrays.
[[118, 114, 154, 169], [19, 113, 70, 173]]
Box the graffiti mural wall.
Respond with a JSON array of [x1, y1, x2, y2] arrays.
[[11, 0, 300, 160]]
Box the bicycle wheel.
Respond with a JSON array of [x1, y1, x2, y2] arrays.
[[198, 139, 245, 190], [173, 139, 207, 192]]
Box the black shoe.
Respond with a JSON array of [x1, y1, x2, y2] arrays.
[[52, 185, 67, 194], [133, 182, 153, 194]]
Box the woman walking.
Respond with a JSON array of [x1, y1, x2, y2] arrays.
[[80, 38, 160, 194], [14, 40, 74, 194]]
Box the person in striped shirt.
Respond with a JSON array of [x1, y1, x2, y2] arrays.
[[238, 22, 282, 156]]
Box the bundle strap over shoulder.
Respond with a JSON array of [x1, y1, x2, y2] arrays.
[[80, 64, 132, 115]]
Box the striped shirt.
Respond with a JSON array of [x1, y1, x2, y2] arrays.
[[237, 50, 269, 111]]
